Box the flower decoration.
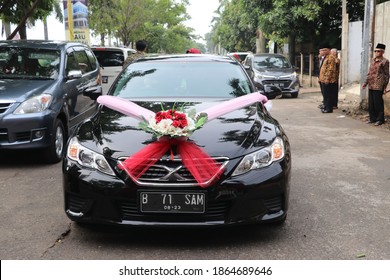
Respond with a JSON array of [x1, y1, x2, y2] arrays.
[[97, 92, 270, 188], [139, 105, 207, 138]]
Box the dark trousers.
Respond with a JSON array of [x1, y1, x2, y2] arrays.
[[319, 82, 324, 103], [333, 83, 339, 107], [322, 83, 337, 112], [368, 89, 385, 123]]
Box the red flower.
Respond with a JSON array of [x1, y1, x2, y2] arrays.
[[172, 111, 188, 128], [155, 110, 173, 123]]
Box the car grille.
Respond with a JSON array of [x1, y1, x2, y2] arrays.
[[0, 129, 8, 142], [0, 129, 32, 143], [0, 102, 14, 114], [262, 79, 291, 88], [67, 193, 88, 213], [117, 156, 229, 187], [118, 199, 230, 222], [264, 196, 283, 213]]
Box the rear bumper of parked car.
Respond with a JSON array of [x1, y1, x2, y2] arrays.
[[62, 157, 291, 227], [0, 110, 54, 150]]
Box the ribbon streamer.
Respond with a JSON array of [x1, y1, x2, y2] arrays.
[[119, 138, 223, 188]]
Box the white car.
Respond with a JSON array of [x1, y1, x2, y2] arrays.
[[92, 46, 136, 93]]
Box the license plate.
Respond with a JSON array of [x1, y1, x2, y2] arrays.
[[139, 192, 205, 213], [272, 83, 284, 87]]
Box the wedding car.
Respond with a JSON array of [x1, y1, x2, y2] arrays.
[[62, 54, 291, 226]]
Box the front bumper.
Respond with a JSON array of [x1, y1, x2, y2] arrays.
[[0, 109, 55, 150], [62, 157, 291, 227]]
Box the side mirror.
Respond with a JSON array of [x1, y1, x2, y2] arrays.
[[84, 86, 103, 100], [67, 70, 82, 80]]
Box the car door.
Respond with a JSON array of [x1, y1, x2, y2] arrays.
[[64, 46, 101, 129]]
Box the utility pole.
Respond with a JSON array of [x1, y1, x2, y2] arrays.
[[360, 0, 376, 101], [341, 0, 348, 87]]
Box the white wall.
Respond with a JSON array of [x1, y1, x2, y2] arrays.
[[347, 21, 363, 83]]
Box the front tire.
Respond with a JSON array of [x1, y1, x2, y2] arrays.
[[44, 119, 66, 163]]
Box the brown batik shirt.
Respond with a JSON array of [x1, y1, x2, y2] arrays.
[[365, 56, 389, 91], [319, 54, 338, 84]]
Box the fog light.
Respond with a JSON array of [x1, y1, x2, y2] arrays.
[[33, 130, 45, 140]]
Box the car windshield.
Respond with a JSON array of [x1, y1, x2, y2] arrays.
[[253, 55, 292, 70], [112, 59, 252, 98], [0, 47, 60, 79], [93, 49, 125, 67]]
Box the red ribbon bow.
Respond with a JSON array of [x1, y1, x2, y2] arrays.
[[118, 137, 224, 188]]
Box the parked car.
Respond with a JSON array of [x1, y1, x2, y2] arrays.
[[62, 54, 291, 227], [0, 40, 102, 163], [91, 46, 136, 93], [243, 53, 300, 98], [227, 51, 252, 63]]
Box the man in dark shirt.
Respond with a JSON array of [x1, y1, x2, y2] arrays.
[[123, 40, 147, 68]]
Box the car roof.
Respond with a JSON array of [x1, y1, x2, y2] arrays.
[[91, 46, 136, 52], [0, 40, 90, 51], [251, 53, 287, 58], [133, 54, 237, 64]]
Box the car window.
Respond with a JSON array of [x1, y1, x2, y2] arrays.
[[93, 50, 125, 67], [66, 52, 79, 74], [85, 48, 98, 70], [0, 47, 60, 79], [112, 61, 252, 98], [74, 50, 93, 74], [254, 55, 291, 69]]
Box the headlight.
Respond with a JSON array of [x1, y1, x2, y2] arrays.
[[232, 137, 285, 176], [67, 137, 115, 176], [254, 73, 264, 80], [280, 72, 297, 79], [14, 93, 52, 114]]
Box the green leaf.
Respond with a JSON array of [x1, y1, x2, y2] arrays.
[[356, 253, 366, 258]]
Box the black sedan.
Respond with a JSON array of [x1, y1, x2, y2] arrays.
[[62, 54, 291, 227]]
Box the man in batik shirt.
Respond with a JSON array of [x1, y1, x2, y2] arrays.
[[319, 47, 338, 113], [363, 43, 389, 126]]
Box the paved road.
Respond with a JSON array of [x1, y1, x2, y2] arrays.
[[1, 91, 389, 260]]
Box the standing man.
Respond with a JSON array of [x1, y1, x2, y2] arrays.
[[318, 48, 326, 109], [331, 48, 340, 109], [319, 46, 338, 113], [123, 40, 147, 68], [362, 43, 389, 126]]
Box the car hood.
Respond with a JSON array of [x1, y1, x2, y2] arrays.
[[254, 67, 293, 77], [76, 100, 280, 160], [0, 78, 56, 101]]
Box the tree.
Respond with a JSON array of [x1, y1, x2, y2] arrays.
[[0, 0, 63, 40], [88, 0, 195, 53], [88, 0, 117, 46]]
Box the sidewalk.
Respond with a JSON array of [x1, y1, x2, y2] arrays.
[[300, 83, 390, 131]]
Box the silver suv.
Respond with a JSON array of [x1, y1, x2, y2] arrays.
[[0, 40, 102, 163], [244, 53, 300, 98], [91, 46, 136, 93]]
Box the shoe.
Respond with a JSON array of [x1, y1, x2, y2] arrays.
[[374, 121, 383, 126], [367, 120, 374, 124], [318, 104, 324, 109], [321, 109, 332, 113]]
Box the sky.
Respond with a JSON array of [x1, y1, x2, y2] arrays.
[[1, 0, 220, 44]]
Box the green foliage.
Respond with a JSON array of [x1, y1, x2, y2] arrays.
[[0, 0, 63, 39], [210, 0, 367, 52], [88, 0, 196, 53]]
